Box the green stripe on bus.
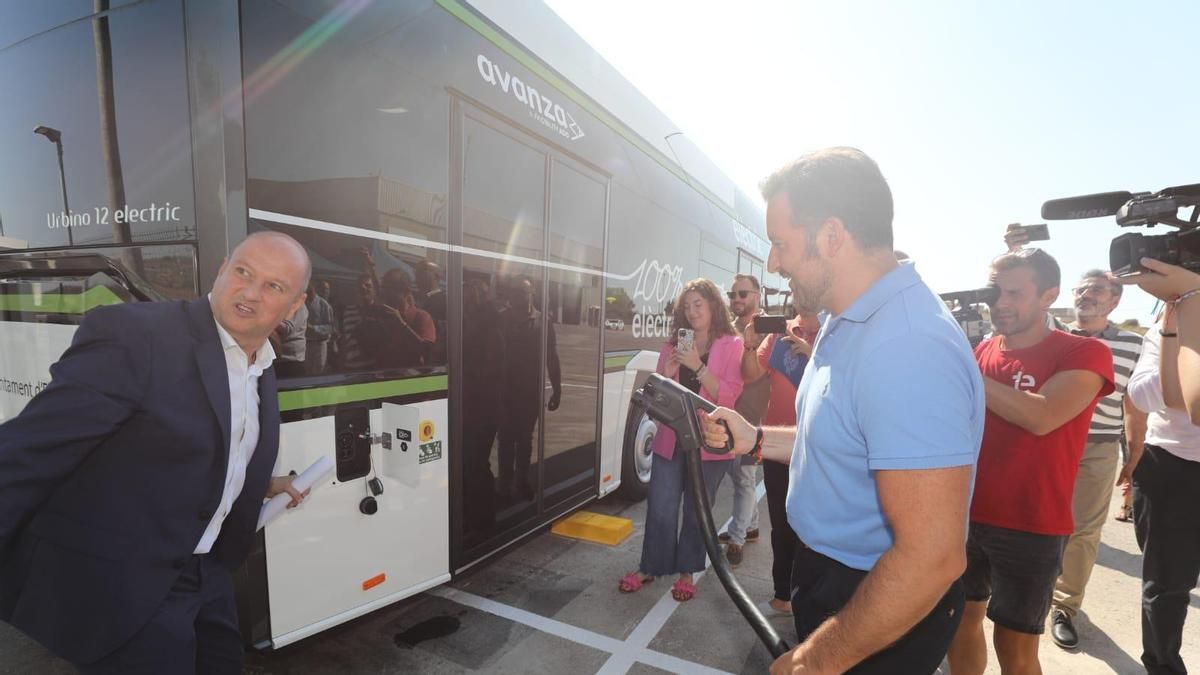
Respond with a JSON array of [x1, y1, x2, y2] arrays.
[[435, 0, 745, 226], [277, 375, 449, 412], [604, 355, 634, 370], [0, 286, 125, 314]]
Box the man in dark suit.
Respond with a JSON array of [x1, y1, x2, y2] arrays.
[[0, 231, 311, 674]]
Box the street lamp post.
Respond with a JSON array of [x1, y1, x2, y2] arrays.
[[33, 125, 73, 246]]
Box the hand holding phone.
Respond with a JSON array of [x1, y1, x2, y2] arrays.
[[677, 328, 695, 352], [1004, 223, 1050, 251]]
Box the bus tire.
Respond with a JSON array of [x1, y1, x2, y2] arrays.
[[616, 400, 656, 502]]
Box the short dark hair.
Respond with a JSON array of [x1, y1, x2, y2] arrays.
[[990, 248, 1061, 293], [733, 274, 760, 290], [381, 268, 414, 296], [759, 147, 894, 250], [1080, 269, 1123, 297]]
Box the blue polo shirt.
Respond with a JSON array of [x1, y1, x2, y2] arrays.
[[786, 262, 984, 571]]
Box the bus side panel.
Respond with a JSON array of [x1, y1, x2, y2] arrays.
[[0, 322, 77, 423], [264, 398, 450, 644], [598, 369, 626, 496]]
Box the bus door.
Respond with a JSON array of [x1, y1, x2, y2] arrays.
[[452, 101, 608, 567]]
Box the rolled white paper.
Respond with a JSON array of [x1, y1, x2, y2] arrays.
[[256, 455, 335, 531]]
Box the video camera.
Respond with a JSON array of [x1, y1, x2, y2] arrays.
[[939, 287, 999, 347], [1041, 183, 1200, 276]]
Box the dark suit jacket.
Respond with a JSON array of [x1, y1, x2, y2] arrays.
[[0, 298, 279, 664]]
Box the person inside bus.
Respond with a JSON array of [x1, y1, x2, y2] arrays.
[[0, 232, 310, 674], [356, 268, 436, 370], [497, 275, 562, 501], [337, 271, 378, 372], [415, 260, 447, 322], [618, 278, 744, 602], [304, 278, 335, 376], [740, 279, 821, 618], [461, 277, 506, 534], [272, 301, 308, 379], [416, 260, 448, 363]]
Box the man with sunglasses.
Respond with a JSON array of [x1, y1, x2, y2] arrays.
[[721, 275, 770, 567], [1046, 271, 1147, 650]]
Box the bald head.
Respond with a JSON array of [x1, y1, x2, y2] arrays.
[[234, 231, 312, 290], [210, 231, 311, 357]]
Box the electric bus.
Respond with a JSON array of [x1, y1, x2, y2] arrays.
[[0, 0, 779, 649]]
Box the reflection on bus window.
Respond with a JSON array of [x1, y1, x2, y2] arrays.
[[0, 2, 196, 251], [248, 224, 449, 382]]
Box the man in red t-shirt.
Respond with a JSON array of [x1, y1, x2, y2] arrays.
[[741, 284, 821, 616], [947, 249, 1114, 675]]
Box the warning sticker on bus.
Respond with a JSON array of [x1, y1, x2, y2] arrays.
[[418, 441, 442, 465]]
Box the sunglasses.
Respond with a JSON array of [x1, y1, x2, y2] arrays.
[[726, 290, 756, 300]]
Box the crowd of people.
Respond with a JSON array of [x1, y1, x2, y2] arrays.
[[1, 147, 1198, 675], [620, 148, 1198, 675], [268, 249, 444, 378]]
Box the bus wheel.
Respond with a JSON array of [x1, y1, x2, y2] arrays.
[[616, 403, 656, 501]]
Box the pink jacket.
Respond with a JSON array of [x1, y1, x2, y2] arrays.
[[650, 334, 746, 461]]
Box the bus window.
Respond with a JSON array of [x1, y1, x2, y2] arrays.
[[240, 0, 451, 387], [0, 1, 196, 250]]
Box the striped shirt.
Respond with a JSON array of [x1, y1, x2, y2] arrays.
[[1065, 322, 1144, 441]]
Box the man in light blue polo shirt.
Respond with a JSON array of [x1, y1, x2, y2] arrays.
[[702, 147, 984, 675]]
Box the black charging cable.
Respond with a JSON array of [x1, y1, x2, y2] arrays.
[[634, 374, 790, 659]]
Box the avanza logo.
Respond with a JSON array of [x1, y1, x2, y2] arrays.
[[477, 54, 585, 141]]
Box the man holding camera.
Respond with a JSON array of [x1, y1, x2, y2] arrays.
[[1122, 257, 1200, 675], [947, 249, 1114, 675], [1004, 230, 1149, 650], [722, 274, 770, 567], [740, 279, 821, 617], [701, 147, 985, 674]]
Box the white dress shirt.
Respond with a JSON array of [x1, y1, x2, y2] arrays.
[[1126, 322, 1200, 462], [194, 311, 276, 554]]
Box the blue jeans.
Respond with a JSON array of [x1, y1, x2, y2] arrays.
[[639, 451, 728, 577], [725, 460, 760, 546]]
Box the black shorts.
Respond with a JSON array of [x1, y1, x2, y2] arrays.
[[792, 543, 964, 674], [962, 522, 1067, 635]]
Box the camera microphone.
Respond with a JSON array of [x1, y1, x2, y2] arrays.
[[1041, 191, 1136, 220], [1041, 183, 1200, 275]]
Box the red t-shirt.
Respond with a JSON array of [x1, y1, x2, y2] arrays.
[[971, 330, 1115, 535]]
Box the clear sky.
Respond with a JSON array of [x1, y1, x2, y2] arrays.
[[543, 0, 1200, 324]]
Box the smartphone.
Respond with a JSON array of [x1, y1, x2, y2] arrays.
[[677, 328, 694, 351], [753, 315, 788, 334], [1016, 223, 1050, 242]]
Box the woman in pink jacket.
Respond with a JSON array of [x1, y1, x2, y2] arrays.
[[618, 279, 745, 602]]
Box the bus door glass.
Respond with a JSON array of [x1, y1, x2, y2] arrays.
[[458, 111, 549, 558], [542, 158, 606, 512]]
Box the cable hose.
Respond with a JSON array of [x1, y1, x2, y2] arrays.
[[683, 448, 790, 659]]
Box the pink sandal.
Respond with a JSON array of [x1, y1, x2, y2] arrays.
[[619, 573, 653, 593], [671, 579, 696, 602]]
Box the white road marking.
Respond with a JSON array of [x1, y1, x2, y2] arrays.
[[428, 479, 769, 675], [596, 480, 768, 675]]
